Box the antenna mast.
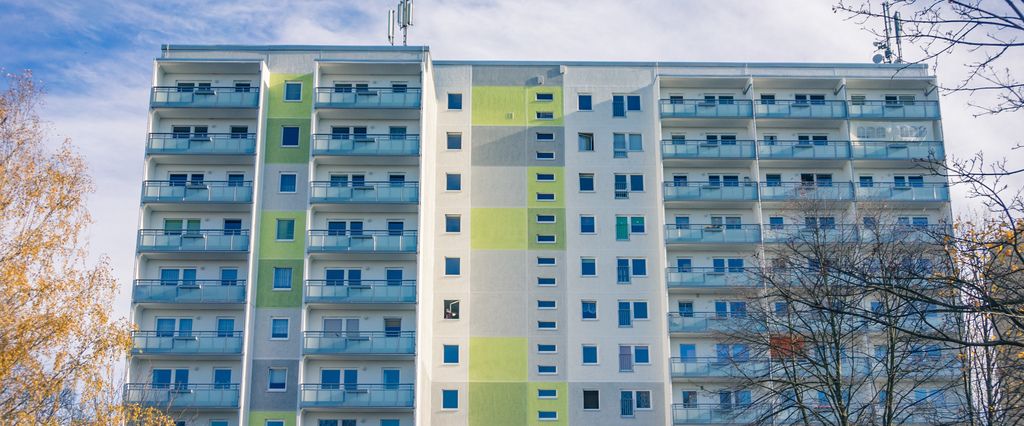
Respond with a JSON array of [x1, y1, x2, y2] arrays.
[[387, 0, 414, 46]]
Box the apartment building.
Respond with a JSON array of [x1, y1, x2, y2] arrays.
[[127, 45, 954, 426]]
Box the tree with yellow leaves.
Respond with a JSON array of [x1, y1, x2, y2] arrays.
[[0, 71, 171, 424]]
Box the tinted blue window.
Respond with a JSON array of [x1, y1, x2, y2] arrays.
[[443, 344, 459, 364], [536, 193, 555, 201], [537, 344, 557, 352], [578, 94, 592, 111], [582, 345, 598, 363], [537, 235, 556, 243], [445, 215, 461, 232], [276, 219, 295, 240], [536, 93, 554, 101], [537, 215, 556, 223], [279, 174, 296, 192], [536, 173, 555, 181], [538, 321, 556, 329], [442, 389, 459, 409], [537, 257, 556, 265], [538, 411, 557, 420], [538, 365, 557, 374], [282, 127, 300, 146], [635, 346, 650, 363], [537, 300, 557, 309], [581, 301, 597, 319], [581, 258, 596, 276], [579, 174, 595, 191], [446, 174, 462, 191], [538, 389, 557, 398], [536, 132, 555, 141], [626, 95, 641, 111], [270, 319, 288, 338], [537, 277, 556, 286], [380, 420, 400, 426], [446, 133, 462, 149], [445, 257, 460, 275], [284, 82, 301, 101], [447, 93, 462, 110], [612, 95, 625, 117], [580, 216, 595, 233], [634, 302, 649, 319], [536, 112, 554, 120], [631, 259, 647, 276], [273, 267, 292, 289]]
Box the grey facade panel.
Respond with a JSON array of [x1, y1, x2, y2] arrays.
[[471, 65, 564, 86], [248, 359, 300, 411]]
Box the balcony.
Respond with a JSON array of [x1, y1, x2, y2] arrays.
[[672, 404, 764, 424], [660, 140, 756, 159], [123, 383, 240, 409], [132, 279, 246, 304], [758, 140, 851, 160], [303, 331, 415, 356], [141, 181, 253, 204], [665, 224, 761, 245], [848, 100, 940, 119], [663, 182, 758, 202], [855, 183, 950, 202], [755, 100, 847, 119], [315, 87, 421, 109], [312, 134, 420, 157], [146, 133, 256, 156], [150, 86, 259, 109], [668, 312, 745, 333], [659, 99, 754, 119], [762, 224, 854, 243], [131, 331, 242, 356], [307, 230, 417, 253], [304, 280, 416, 304], [309, 181, 418, 204], [759, 182, 854, 201], [666, 267, 758, 290], [670, 357, 770, 378], [137, 229, 249, 253], [852, 140, 945, 160], [299, 383, 414, 409]]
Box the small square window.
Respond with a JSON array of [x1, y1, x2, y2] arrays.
[[446, 133, 462, 150], [536, 111, 554, 120], [582, 301, 597, 320], [446, 174, 462, 191], [578, 94, 593, 111], [537, 257, 556, 266], [537, 277, 556, 286], [284, 82, 302, 102], [626, 95, 641, 111], [270, 319, 289, 339], [579, 173, 595, 192], [537, 365, 557, 374], [442, 389, 459, 409], [537, 344, 557, 353], [268, 367, 287, 391], [447, 93, 463, 110], [276, 219, 295, 241], [445, 257, 461, 276], [445, 215, 461, 233], [581, 258, 596, 276], [582, 345, 598, 364], [583, 390, 600, 410], [536, 151, 556, 160], [580, 216, 596, 234], [444, 299, 460, 319], [536, 132, 555, 141], [536, 93, 554, 102], [578, 133, 595, 151], [279, 174, 297, 193], [443, 344, 459, 364], [281, 126, 300, 147], [272, 267, 292, 289]]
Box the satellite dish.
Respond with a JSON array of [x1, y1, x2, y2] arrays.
[[872, 54, 885, 64]]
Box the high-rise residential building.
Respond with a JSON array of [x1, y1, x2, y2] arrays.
[[127, 45, 954, 426]]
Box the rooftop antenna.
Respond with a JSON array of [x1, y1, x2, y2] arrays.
[[892, 10, 904, 63], [871, 2, 902, 63], [387, 0, 414, 46]]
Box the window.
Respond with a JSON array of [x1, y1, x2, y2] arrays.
[[281, 126, 299, 147], [536, 92, 554, 102], [578, 133, 595, 151], [446, 174, 462, 191], [613, 174, 644, 199], [272, 267, 292, 289], [537, 257, 556, 266], [582, 301, 597, 320], [270, 318, 289, 339], [279, 174, 297, 193], [538, 411, 557, 421], [265, 421, 284, 426], [446, 133, 462, 150], [536, 214, 556, 224], [536, 193, 555, 202], [444, 258, 461, 276], [537, 344, 557, 353], [580, 216, 596, 234], [860, 175, 874, 187], [578, 94, 593, 111], [276, 219, 295, 241], [268, 367, 287, 390], [443, 344, 459, 364], [612, 133, 643, 157], [581, 258, 596, 276], [612, 94, 640, 117], [537, 277, 556, 286], [617, 301, 649, 327], [538, 321, 557, 330], [445, 215, 461, 233], [582, 345, 598, 364], [578, 173, 595, 191], [284, 81, 302, 101], [442, 389, 459, 409], [616, 258, 648, 283], [536, 151, 556, 160], [583, 390, 600, 410], [759, 94, 776, 104], [538, 389, 558, 399], [536, 132, 555, 141], [444, 300, 460, 319], [626, 95, 641, 111], [536, 234, 556, 244], [850, 95, 866, 105], [537, 300, 557, 309], [615, 216, 646, 240], [447, 93, 463, 110], [620, 390, 652, 416], [537, 365, 557, 374], [885, 94, 916, 105], [536, 111, 554, 120]]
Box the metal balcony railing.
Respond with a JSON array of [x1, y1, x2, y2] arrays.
[[668, 312, 747, 333], [309, 181, 419, 204], [307, 230, 417, 253], [665, 224, 762, 244], [672, 403, 764, 424], [315, 87, 422, 109], [311, 134, 420, 156], [670, 357, 771, 378], [758, 140, 852, 159], [660, 139, 756, 159], [663, 181, 758, 202], [660, 99, 754, 118], [302, 331, 415, 355], [130, 331, 242, 355], [299, 383, 414, 408], [123, 383, 240, 408], [150, 86, 259, 108], [132, 279, 246, 304], [665, 267, 758, 289], [141, 180, 253, 203], [755, 99, 848, 119], [137, 229, 249, 252], [759, 182, 855, 201], [855, 182, 950, 202], [848, 100, 940, 119], [851, 140, 945, 160], [146, 133, 256, 155], [304, 279, 416, 304]]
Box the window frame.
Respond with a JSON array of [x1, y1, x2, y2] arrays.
[[283, 81, 302, 102], [269, 318, 289, 340], [278, 173, 297, 193], [447, 93, 463, 110]]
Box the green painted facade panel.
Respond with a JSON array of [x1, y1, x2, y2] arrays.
[[527, 208, 565, 251], [248, 411, 296, 426], [526, 381, 568, 426], [267, 73, 313, 119], [526, 166, 565, 208], [471, 86, 564, 127], [469, 337, 527, 381], [258, 211, 306, 259], [470, 208, 527, 250], [263, 118, 311, 164], [255, 259, 303, 308], [468, 382, 528, 426]]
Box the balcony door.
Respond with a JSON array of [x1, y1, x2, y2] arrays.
[[382, 369, 400, 390], [213, 369, 231, 389], [321, 369, 340, 390]]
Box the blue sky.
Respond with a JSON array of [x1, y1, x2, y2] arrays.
[[1, 0, 1021, 315]]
